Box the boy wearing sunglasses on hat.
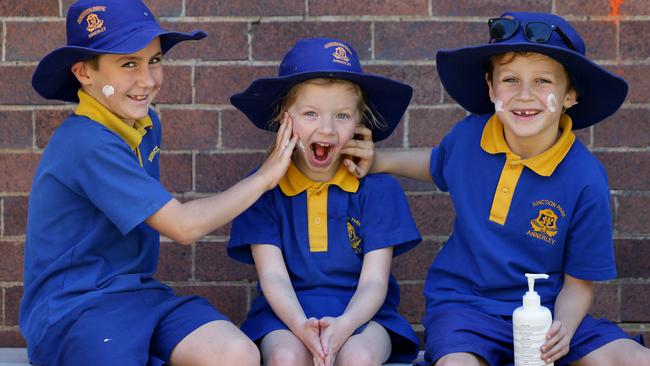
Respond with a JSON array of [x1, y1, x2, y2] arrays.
[[227, 37, 421, 366], [19, 0, 310, 365], [366, 11, 650, 366]]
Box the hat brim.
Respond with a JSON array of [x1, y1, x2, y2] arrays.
[[32, 28, 206, 103], [230, 70, 413, 142], [437, 42, 628, 129]]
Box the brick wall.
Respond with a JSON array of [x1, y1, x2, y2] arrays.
[[0, 0, 648, 347]]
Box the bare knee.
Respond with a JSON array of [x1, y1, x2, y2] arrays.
[[619, 346, 650, 366], [335, 347, 381, 366], [436, 352, 484, 366], [266, 346, 310, 366], [219, 336, 260, 366]]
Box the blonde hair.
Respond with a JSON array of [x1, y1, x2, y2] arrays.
[[269, 78, 384, 131]]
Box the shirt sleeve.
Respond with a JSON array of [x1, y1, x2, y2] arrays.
[[75, 129, 172, 235], [359, 174, 422, 257], [228, 189, 282, 264], [564, 174, 617, 281], [430, 134, 451, 192]]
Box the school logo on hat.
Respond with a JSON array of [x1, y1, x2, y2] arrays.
[[327, 42, 352, 66]]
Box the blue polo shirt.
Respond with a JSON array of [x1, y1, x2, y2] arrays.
[[228, 162, 421, 362], [20, 90, 173, 347], [424, 113, 616, 317]]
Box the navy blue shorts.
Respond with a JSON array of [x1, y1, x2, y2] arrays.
[[29, 288, 228, 366], [423, 304, 643, 366]]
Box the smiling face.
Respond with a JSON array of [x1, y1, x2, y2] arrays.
[[73, 38, 163, 126], [486, 52, 577, 158], [283, 79, 363, 181]]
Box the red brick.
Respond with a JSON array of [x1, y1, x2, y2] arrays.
[[156, 242, 192, 281], [5, 21, 66, 61], [186, 0, 304, 16], [432, 0, 550, 16], [156, 66, 193, 104], [0, 330, 26, 347], [160, 153, 192, 193], [616, 195, 650, 235], [375, 22, 484, 60], [574, 127, 591, 148], [620, 21, 650, 60], [365, 65, 440, 106], [195, 65, 276, 105], [557, 0, 650, 16], [195, 152, 264, 192], [407, 193, 454, 236], [0, 154, 40, 192], [376, 119, 405, 149], [610, 65, 650, 104], [310, 0, 428, 16], [615, 239, 650, 278], [572, 21, 617, 60], [392, 239, 439, 281], [143, 0, 183, 17], [251, 22, 371, 61], [35, 109, 72, 148], [397, 282, 424, 323], [4, 286, 23, 326], [0, 66, 52, 105], [221, 109, 275, 150], [195, 241, 257, 281], [0, 242, 23, 282], [621, 284, 650, 322], [591, 282, 619, 321], [594, 108, 650, 148], [160, 22, 248, 61], [172, 285, 250, 324], [396, 175, 438, 193], [159, 109, 218, 150], [0, 111, 32, 149], [596, 152, 650, 190], [3, 196, 28, 236], [408, 107, 466, 148], [0, 0, 59, 16]]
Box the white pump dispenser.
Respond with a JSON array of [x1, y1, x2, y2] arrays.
[[513, 273, 553, 366]]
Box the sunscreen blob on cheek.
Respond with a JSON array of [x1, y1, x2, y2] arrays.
[[546, 93, 557, 113], [495, 99, 504, 112], [102, 85, 115, 98]]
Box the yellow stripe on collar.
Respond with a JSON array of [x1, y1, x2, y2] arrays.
[[74, 89, 153, 166], [279, 162, 359, 252], [480, 114, 575, 225]]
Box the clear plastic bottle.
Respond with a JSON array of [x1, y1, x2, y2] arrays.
[[513, 273, 553, 366]]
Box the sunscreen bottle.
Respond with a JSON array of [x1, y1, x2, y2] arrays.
[[513, 273, 553, 366]]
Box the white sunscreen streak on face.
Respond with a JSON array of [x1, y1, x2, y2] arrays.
[[495, 99, 504, 112], [547, 93, 557, 113], [102, 85, 115, 98], [297, 139, 306, 151]]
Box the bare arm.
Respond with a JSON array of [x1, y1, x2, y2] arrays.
[[371, 149, 433, 182], [146, 113, 297, 244], [541, 274, 593, 363]]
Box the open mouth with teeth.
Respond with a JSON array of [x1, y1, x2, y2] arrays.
[[311, 142, 333, 162], [512, 109, 540, 117], [128, 94, 148, 102]]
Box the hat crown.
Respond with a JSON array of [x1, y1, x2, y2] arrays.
[[278, 38, 363, 77], [499, 12, 586, 55], [66, 0, 157, 49]]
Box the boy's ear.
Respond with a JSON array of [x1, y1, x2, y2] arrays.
[[563, 88, 579, 109], [485, 73, 496, 102], [71, 61, 93, 87]]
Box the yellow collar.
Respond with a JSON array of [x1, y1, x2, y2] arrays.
[[480, 113, 575, 177], [279, 162, 360, 196], [74, 89, 152, 150]]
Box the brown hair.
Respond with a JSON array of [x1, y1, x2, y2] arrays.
[[485, 51, 573, 92]]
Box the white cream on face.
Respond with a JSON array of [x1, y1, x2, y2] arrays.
[[546, 93, 557, 113], [297, 139, 306, 151], [102, 85, 115, 97], [495, 99, 504, 112]]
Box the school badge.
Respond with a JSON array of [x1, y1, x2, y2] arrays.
[[347, 217, 362, 254], [526, 199, 566, 245], [530, 208, 558, 237], [77, 6, 107, 38], [324, 41, 352, 66]]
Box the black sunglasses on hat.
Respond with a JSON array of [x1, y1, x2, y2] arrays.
[[488, 17, 578, 52]]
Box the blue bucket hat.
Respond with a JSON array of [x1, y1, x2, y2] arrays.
[[436, 12, 628, 129], [32, 0, 206, 103], [230, 37, 413, 142]]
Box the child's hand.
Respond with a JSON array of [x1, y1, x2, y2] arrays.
[[340, 126, 374, 178], [318, 316, 355, 366], [294, 317, 325, 366], [540, 320, 571, 364], [256, 112, 298, 190]]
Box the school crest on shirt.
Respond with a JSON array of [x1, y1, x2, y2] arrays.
[[347, 217, 362, 254], [526, 199, 566, 245], [77, 6, 107, 38]]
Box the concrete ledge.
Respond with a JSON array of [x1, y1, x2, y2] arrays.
[[0, 348, 425, 365]]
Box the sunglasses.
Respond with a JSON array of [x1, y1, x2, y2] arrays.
[[488, 18, 577, 52]]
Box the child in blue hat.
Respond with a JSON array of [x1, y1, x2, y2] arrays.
[[228, 37, 422, 365], [366, 11, 650, 366], [21, 0, 304, 365]]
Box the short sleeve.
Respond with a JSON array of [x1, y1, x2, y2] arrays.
[[430, 134, 451, 192], [228, 190, 282, 264], [564, 177, 617, 281], [75, 131, 172, 235], [359, 174, 421, 257]]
